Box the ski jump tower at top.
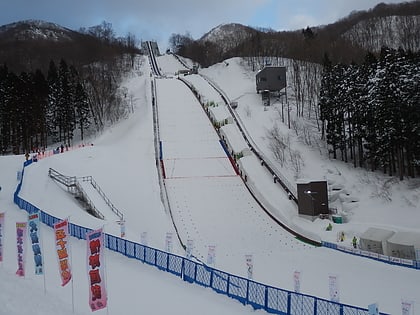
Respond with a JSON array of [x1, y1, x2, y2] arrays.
[[142, 41, 160, 56]]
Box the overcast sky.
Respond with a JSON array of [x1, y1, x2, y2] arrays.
[[0, 0, 408, 50]]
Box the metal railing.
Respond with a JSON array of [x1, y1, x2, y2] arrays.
[[80, 176, 124, 221], [48, 168, 124, 220], [199, 73, 298, 202]]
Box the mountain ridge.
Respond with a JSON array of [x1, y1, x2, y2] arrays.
[[0, 19, 81, 42]]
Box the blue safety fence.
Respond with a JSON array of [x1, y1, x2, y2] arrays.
[[322, 241, 420, 270], [13, 160, 390, 315]]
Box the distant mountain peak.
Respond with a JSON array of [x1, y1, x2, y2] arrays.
[[200, 23, 254, 42], [0, 19, 75, 42], [199, 23, 257, 53]]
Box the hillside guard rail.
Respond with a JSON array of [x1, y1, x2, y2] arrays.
[[12, 159, 393, 315], [48, 167, 123, 221]]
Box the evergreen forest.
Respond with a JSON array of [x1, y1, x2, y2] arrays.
[[0, 60, 90, 154], [319, 47, 420, 179]]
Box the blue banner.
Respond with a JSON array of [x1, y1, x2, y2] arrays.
[[28, 211, 43, 275]]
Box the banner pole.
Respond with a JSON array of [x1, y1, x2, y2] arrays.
[[68, 217, 75, 314], [0, 212, 5, 269], [103, 225, 109, 315], [39, 220, 47, 295]]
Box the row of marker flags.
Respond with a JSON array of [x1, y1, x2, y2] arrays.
[[0, 211, 107, 312], [1, 212, 416, 314]]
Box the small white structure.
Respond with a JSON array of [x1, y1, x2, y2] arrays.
[[208, 105, 233, 128], [220, 124, 251, 160], [359, 227, 395, 255], [386, 231, 420, 260]]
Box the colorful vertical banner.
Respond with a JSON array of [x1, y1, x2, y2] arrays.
[[118, 220, 125, 238], [16, 222, 27, 277], [140, 232, 148, 246], [245, 254, 253, 280], [294, 271, 301, 293], [54, 219, 72, 286], [86, 228, 107, 312], [165, 232, 173, 253], [402, 300, 414, 315], [0, 212, 4, 262], [329, 274, 340, 303], [28, 212, 43, 275], [368, 303, 379, 315], [207, 245, 216, 266], [186, 239, 194, 259]]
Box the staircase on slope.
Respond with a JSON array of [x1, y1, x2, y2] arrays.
[[48, 168, 124, 221]]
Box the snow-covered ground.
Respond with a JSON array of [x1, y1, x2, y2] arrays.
[[0, 54, 419, 314]]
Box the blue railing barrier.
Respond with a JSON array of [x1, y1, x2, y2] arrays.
[[13, 161, 391, 315], [322, 241, 420, 270]]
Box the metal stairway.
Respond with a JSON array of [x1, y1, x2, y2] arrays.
[[48, 168, 124, 221]]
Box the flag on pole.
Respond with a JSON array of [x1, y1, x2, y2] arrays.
[[402, 300, 414, 315], [294, 271, 301, 293], [0, 212, 4, 262], [28, 211, 43, 275], [16, 222, 27, 277], [165, 232, 173, 253], [245, 254, 253, 280], [368, 303, 379, 315], [141, 232, 148, 246], [329, 274, 340, 303], [86, 228, 107, 312], [186, 239, 194, 259], [54, 219, 72, 286], [207, 245, 216, 266]]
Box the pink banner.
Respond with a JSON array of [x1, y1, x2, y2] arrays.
[[16, 222, 27, 277], [0, 213, 4, 262], [86, 228, 107, 311], [54, 219, 72, 286]]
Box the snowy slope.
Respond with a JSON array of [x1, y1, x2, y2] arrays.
[[0, 54, 419, 315]]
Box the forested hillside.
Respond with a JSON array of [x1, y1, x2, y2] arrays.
[[0, 20, 142, 155], [171, 1, 420, 66], [319, 47, 420, 179]]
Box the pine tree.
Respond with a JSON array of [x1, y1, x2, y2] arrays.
[[326, 63, 346, 160], [32, 69, 48, 150], [58, 59, 70, 144], [0, 65, 11, 154], [47, 60, 60, 143], [355, 52, 377, 168], [70, 65, 91, 141]]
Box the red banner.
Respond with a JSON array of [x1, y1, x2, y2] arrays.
[[16, 222, 27, 277], [86, 228, 107, 311], [54, 219, 72, 286]]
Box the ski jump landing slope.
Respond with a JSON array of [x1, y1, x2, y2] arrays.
[[156, 78, 311, 277]]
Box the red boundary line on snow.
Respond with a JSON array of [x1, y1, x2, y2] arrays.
[[163, 156, 228, 161], [165, 174, 237, 180]]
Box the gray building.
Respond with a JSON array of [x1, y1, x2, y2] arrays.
[[256, 66, 286, 93]]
